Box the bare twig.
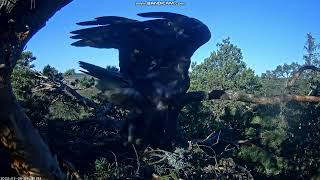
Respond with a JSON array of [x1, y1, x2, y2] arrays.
[[143, 148, 172, 165], [214, 131, 221, 145], [109, 151, 119, 176], [148, 156, 167, 166], [132, 144, 140, 175]]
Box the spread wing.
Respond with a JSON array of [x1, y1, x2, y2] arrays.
[[79, 61, 144, 107], [71, 12, 211, 75], [79, 61, 131, 91]]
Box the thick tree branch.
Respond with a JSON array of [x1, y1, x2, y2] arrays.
[[287, 65, 320, 88], [1, 0, 73, 67], [183, 65, 320, 106], [183, 90, 320, 105], [0, 0, 73, 178]]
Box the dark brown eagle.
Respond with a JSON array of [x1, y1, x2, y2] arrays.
[[71, 12, 211, 145]]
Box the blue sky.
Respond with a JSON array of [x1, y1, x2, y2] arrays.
[[26, 0, 320, 75]]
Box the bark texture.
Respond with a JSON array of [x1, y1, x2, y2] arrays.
[[0, 0, 72, 178]]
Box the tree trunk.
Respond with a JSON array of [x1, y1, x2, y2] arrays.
[[0, 0, 72, 178]]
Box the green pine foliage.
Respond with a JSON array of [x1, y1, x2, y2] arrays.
[[182, 35, 320, 179], [8, 33, 320, 179], [11, 52, 92, 124]]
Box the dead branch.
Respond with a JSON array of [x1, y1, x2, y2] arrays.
[[33, 72, 114, 122], [287, 65, 320, 88], [182, 90, 320, 106], [34, 72, 99, 109]]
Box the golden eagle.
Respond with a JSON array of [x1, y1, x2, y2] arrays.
[[71, 12, 211, 146]]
